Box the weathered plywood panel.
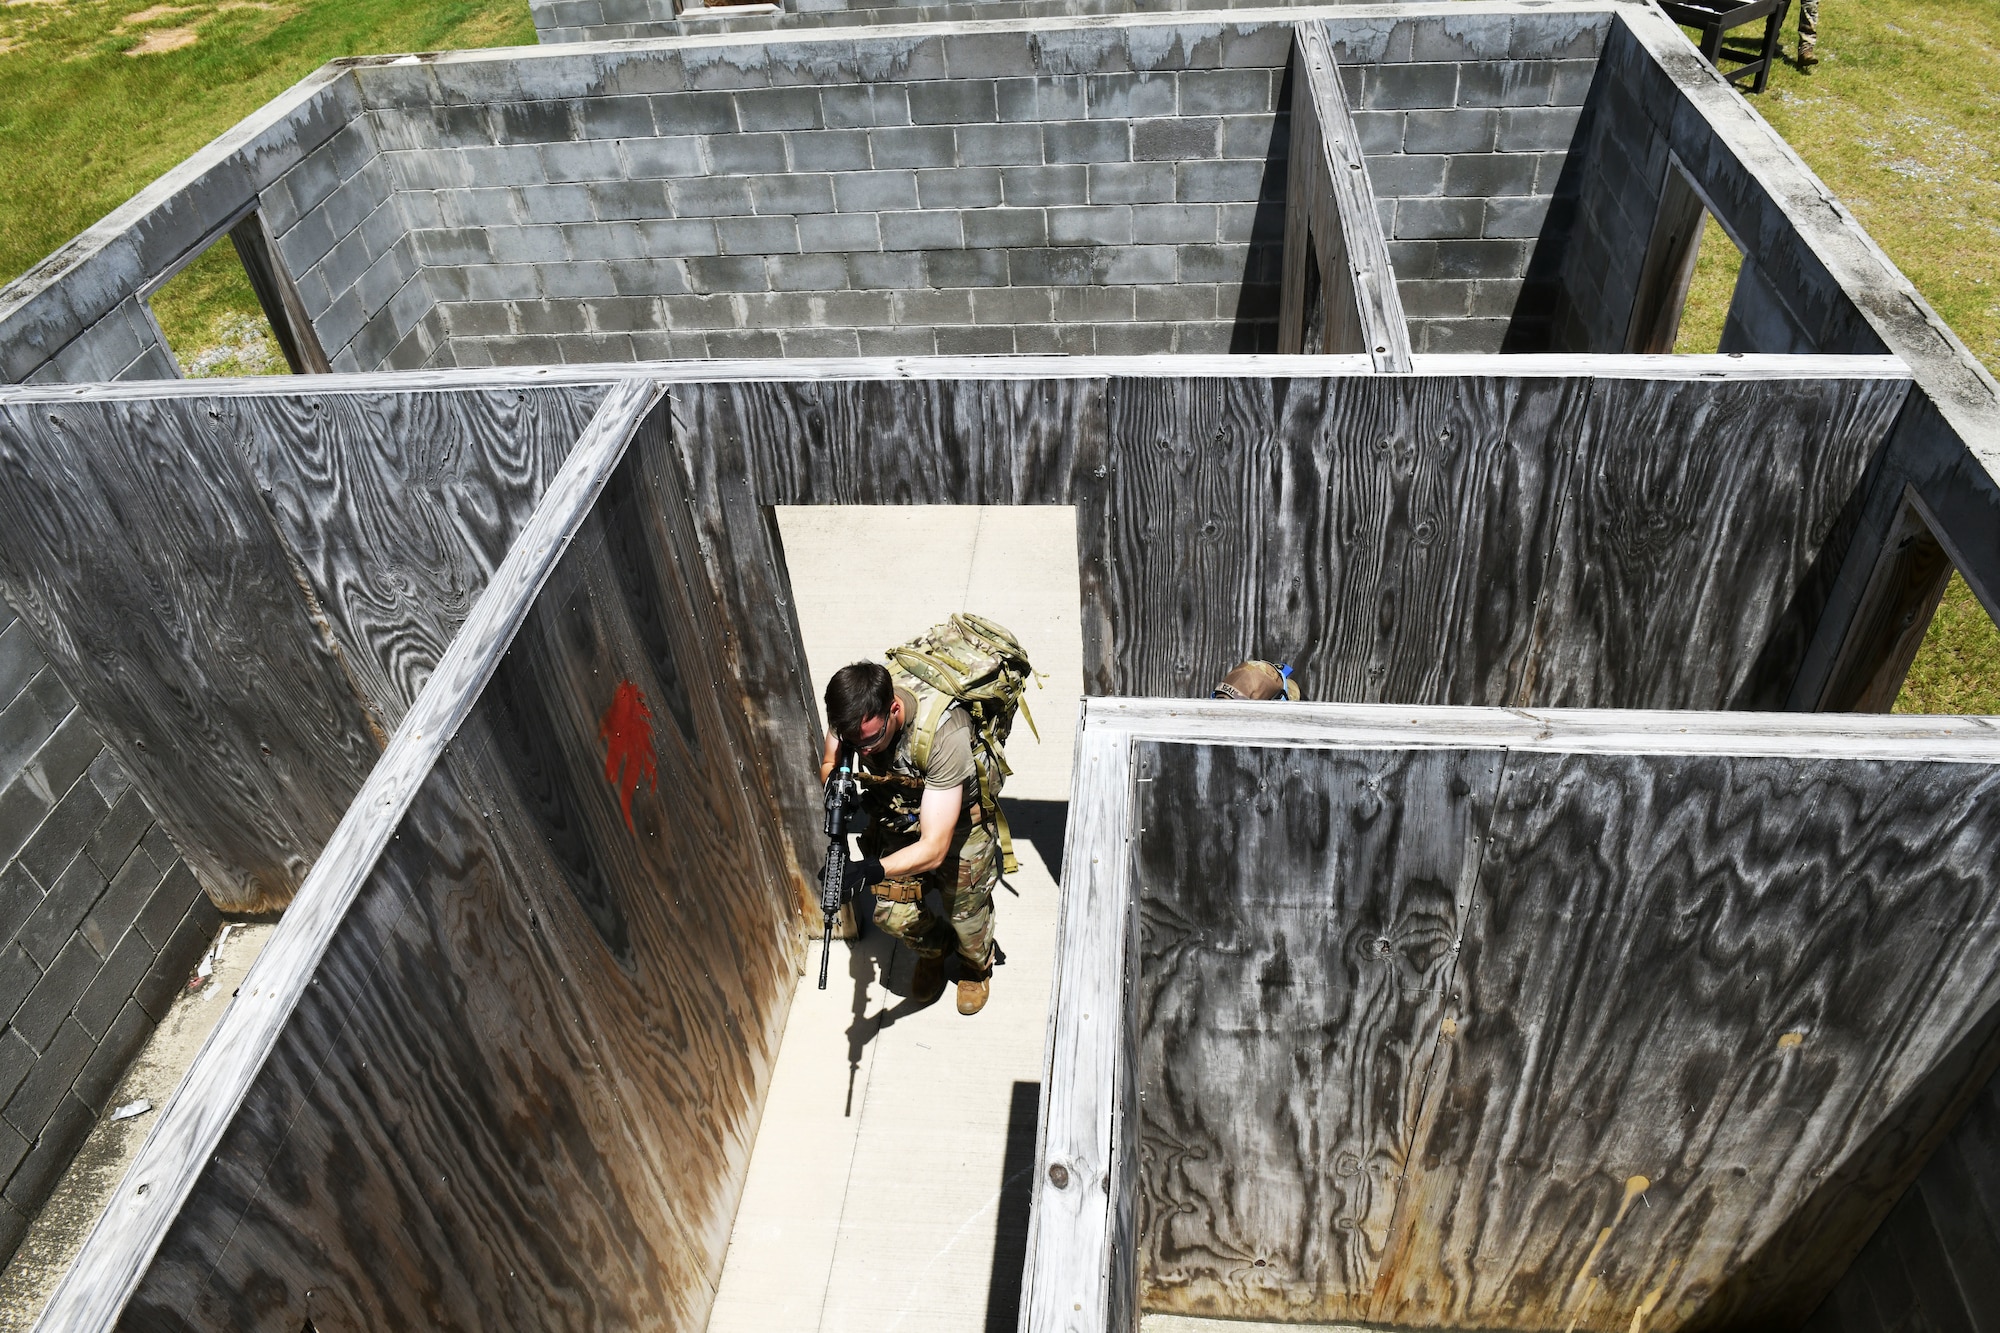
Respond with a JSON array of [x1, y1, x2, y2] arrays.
[[1132, 742, 1498, 1321], [237, 385, 608, 719], [1099, 375, 1589, 704], [1525, 374, 1909, 710], [116, 395, 798, 1330], [0, 397, 383, 913]]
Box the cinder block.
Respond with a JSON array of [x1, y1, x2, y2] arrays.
[[71, 927, 154, 1041], [1550, 59, 1598, 105], [0, 1030, 32, 1109], [1366, 63, 1461, 110], [821, 85, 909, 131], [583, 296, 662, 333], [937, 325, 1016, 356], [23, 713, 101, 813], [1394, 196, 1485, 240], [538, 261, 622, 299], [995, 76, 1077, 124], [0, 672, 77, 793], [736, 291, 815, 329], [908, 79, 998, 126], [495, 99, 583, 145], [1510, 12, 1609, 60], [651, 91, 741, 136], [620, 136, 707, 180], [1135, 283, 1220, 322], [666, 177, 752, 218], [0, 863, 40, 950], [1014, 322, 1096, 355], [73, 997, 152, 1112], [1089, 161, 1176, 205], [846, 34, 948, 83], [1458, 61, 1556, 109], [1129, 202, 1220, 246], [848, 251, 925, 290], [414, 227, 496, 267], [1176, 243, 1251, 284], [916, 166, 1002, 209], [1397, 107, 1495, 155], [799, 212, 883, 253], [681, 44, 772, 93], [1444, 152, 1540, 198], [767, 253, 851, 291], [1043, 120, 1127, 166], [941, 31, 1040, 80], [12, 938, 101, 1056], [1410, 15, 1516, 62], [1094, 321, 1176, 355], [1369, 153, 1449, 197], [879, 210, 964, 251], [1085, 73, 1177, 120], [487, 226, 572, 267], [962, 208, 1049, 249], [855, 326, 941, 356], [924, 249, 1009, 287], [1052, 285, 1135, 322], [1220, 115, 1279, 161], [782, 129, 872, 173], [83, 793, 151, 893], [1178, 68, 1275, 117], [1047, 204, 1133, 246], [0, 946, 38, 1028], [750, 174, 836, 216], [1497, 105, 1584, 153], [956, 123, 1045, 168], [515, 184, 597, 226], [1431, 237, 1533, 278], [705, 329, 785, 358], [779, 327, 862, 357], [3, 1089, 92, 1208], [814, 290, 896, 326], [1132, 118, 1220, 163], [1468, 277, 1526, 318], [576, 95, 657, 141], [998, 163, 1088, 208], [659, 294, 743, 332], [1398, 277, 1476, 318], [633, 217, 724, 258], [735, 86, 826, 132], [868, 125, 957, 170], [1175, 159, 1265, 204], [685, 255, 771, 293], [1350, 110, 1407, 154], [833, 170, 921, 214], [970, 287, 1054, 324], [19, 783, 108, 898]]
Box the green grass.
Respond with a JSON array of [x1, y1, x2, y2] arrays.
[[1672, 214, 1743, 354], [149, 239, 288, 376]]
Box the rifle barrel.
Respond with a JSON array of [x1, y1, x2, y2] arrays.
[[818, 918, 833, 989]]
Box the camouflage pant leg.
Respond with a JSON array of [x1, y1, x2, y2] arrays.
[[1799, 0, 1817, 36], [937, 821, 999, 971], [865, 822, 999, 966]]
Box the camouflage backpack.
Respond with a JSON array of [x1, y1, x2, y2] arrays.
[[887, 613, 1041, 874]]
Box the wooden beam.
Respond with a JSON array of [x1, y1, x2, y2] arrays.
[[1277, 21, 1414, 372], [31, 378, 665, 1332], [1624, 155, 1710, 354], [228, 211, 331, 375]]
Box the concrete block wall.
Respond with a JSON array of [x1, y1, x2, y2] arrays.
[[253, 116, 439, 373], [1546, 14, 1887, 356], [1325, 9, 1609, 353], [0, 604, 219, 1263], [351, 22, 1294, 362]]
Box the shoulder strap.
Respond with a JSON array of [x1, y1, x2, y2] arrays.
[[905, 686, 955, 773]]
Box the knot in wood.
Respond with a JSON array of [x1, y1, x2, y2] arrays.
[[1047, 1162, 1070, 1189]]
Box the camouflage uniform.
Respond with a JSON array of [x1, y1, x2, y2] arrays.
[[855, 688, 998, 970]]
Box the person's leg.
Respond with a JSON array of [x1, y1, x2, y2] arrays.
[[933, 823, 999, 1014], [1798, 0, 1819, 63]]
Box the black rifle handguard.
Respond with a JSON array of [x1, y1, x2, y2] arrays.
[[818, 753, 863, 989]]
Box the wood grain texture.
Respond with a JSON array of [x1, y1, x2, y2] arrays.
[[1524, 373, 1910, 710], [1098, 374, 1589, 704], [123, 404, 798, 1330], [1404, 750, 2000, 1331], [32, 378, 666, 1333], [237, 385, 608, 719], [1022, 720, 1138, 1333], [1131, 742, 1498, 1321], [0, 395, 384, 913]]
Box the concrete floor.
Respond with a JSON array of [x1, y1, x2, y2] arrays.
[[708, 506, 1082, 1333], [0, 923, 271, 1331]]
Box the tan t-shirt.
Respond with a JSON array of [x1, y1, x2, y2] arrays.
[[861, 687, 974, 795]]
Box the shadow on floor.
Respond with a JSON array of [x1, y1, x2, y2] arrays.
[[1004, 799, 1068, 881], [985, 1079, 1042, 1332]]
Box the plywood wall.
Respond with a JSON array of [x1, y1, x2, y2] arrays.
[[1129, 739, 2000, 1332]]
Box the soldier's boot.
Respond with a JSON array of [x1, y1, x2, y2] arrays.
[[910, 953, 947, 1004], [956, 960, 992, 1016], [1798, 35, 1818, 65]]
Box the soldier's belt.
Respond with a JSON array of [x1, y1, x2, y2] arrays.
[[874, 878, 923, 904]]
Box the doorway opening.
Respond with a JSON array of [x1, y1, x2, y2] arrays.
[[145, 212, 328, 377], [1894, 571, 2000, 714], [1626, 157, 1748, 354]]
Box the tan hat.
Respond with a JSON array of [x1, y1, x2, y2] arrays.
[[1212, 660, 1302, 702]]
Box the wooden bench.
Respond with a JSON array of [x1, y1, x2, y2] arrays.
[[1662, 0, 1793, 94]]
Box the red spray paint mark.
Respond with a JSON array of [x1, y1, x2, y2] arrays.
[[599, 681, 657, 833]]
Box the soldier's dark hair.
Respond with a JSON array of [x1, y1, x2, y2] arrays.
[[826, 662, 894, 745]]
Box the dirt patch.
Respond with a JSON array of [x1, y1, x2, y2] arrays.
[[124, 23, 195, 52], [118, 2, 192, 21]]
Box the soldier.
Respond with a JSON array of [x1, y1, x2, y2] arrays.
[[821, 660, 999, 1016], [1797, 0, 1819, 65]]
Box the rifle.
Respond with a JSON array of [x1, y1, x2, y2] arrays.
[[818, 751, 863, 989]]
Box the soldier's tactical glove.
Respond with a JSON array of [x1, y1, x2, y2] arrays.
[[842, 857, 885, 896]]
